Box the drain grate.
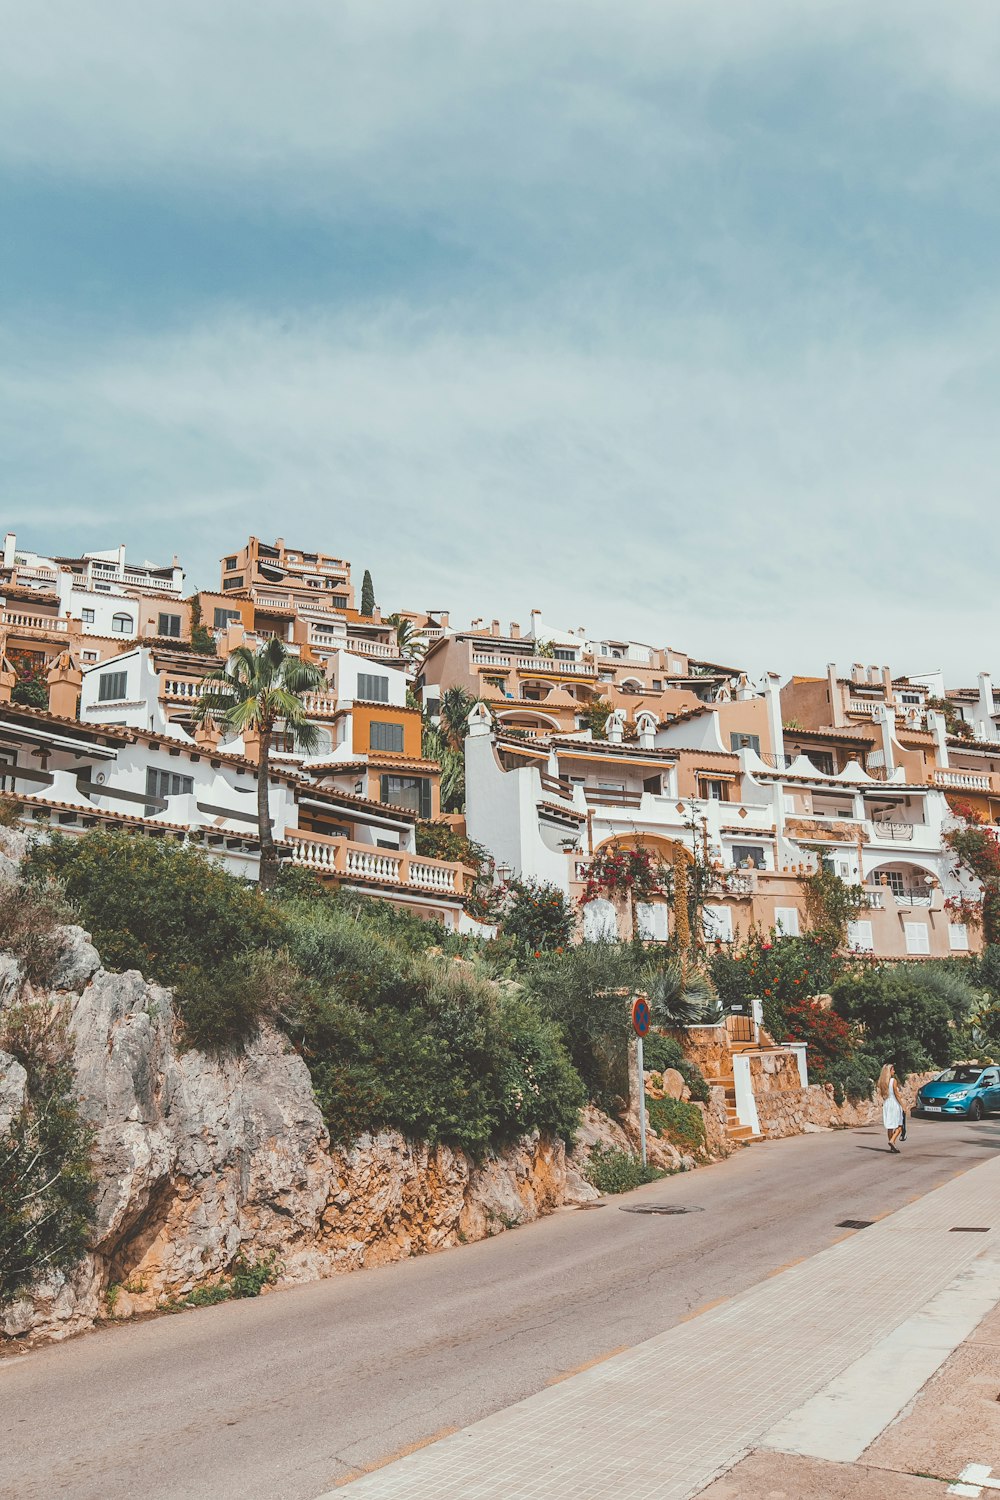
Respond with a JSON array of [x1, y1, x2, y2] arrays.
[[950, 1226, 990, 1233], [619, 1205, 703, 1215], [836, 1219, 874, 1230]]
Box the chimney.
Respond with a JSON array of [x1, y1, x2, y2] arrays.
[[926, 709, 949, 769], [765, 672, 784, 761], [438, 611, 449, 629], [868, 665, 880, 685], [636, 712, 656, 750], [882, 666, 894, 697], [490, 619, 500, 637], [509, 622, 520, 639], [605, 710, 625, 744], [978, 672, 997, 741], [827, 664, 846, 728], [3, 533, 15, 569], [877, 703, 897, 774], [851, 663, 864, 682]]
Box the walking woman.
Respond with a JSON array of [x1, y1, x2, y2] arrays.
[[880, 1063, 904, 1153]]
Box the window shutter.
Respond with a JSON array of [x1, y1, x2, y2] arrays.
[[904, 922, 930, 954], [948, 923, 969, 951], [774, 907, 800, 937], [846, 920, 874, 952]]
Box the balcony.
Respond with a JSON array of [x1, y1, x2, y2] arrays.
[[933, 768, 994, 792], [287, 830, 466, 894], [583, 786, 643, 809], [847, 697, 883, 717], [299, 691, 340, 719], [517, 655, 595, 677], [0, 610, 68, 636], [346, 637, 395, 659], [162, 678, 204, 701], [870, 820, 916, 842]]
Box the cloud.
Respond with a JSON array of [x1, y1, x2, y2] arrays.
[[4, 299, 998, 678]]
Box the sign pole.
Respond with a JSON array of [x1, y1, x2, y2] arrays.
[[637, 1033, 647, 1168]]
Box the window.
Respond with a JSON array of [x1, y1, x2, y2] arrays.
[[806, 752, 835, 776], [329, 594, 348, 608], [146, 768, 194, 799], [730, 733, 761, 754], [97, 671, 127, 702], [948, 923, 970, 951], [82, 650, 98, 662], [358, 673, 390, 703], [225, 557, 238, 571], [0, 752, 16, 792], [652, 679, 662, 691], [158, 613, 181, 638], [882, 870, 906, 896], [702, 905, 733, 942], [701, 779, 729, 801], [380, 774, 431, 818], [636, 903, 668, 941], [598, 670, 614, 682], [111, 612, 133, 634], [732, 845, 765, 869], [82, 608, 95, 624], [222, 576, 244, 590], [783, 795, 796, 814], [370, 721, 404, 753], [214, 608, 241, 628], [846, 920, 874, 952], [553, 648, 576, 661], [901, 693, 921, 705], [774, 907, 800, 937], [904, 922, 930, 955]]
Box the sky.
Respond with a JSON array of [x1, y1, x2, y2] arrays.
[[3, 0, 1000, 682]]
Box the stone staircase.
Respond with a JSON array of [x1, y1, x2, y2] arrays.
[[714, 1042, 762, 1144]]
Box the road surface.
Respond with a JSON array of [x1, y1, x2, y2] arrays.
[[2, 1116, 997, 1499]]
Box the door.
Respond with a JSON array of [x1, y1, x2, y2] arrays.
[[980, 1068, 1000, 1113]]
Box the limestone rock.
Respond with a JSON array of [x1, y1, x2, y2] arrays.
[[50, 927, 102, 993], [661, 1068, 687, 1100], [0, 1050, 27, 1134]]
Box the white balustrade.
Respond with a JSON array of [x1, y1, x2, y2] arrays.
[[1, 611, 68, 633], [473, 653, 512, 668], [934, 769, 992, 791], [162, 679, 203, 699], [300, 692, 340, 716], [346, 638, 394, 658], [848, 698, 881, 717]]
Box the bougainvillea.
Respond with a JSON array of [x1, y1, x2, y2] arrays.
[[580, 843, 668, 907], [943, 801, 1000, 944]]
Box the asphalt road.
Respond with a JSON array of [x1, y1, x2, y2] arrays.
[[3, 1117, 998, 1500]]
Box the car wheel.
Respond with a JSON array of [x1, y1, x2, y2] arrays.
[[970, 1099, 984, 1122]]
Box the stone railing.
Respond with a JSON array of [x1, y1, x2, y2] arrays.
[[0, 611, 68, 634], [847, 698, 882, 717], [287, 830, 465, 894], [162, 678, 203, 700], [933, 768, 993, 792], [299, 692, 340, 717], [346, 638, 395, 659]]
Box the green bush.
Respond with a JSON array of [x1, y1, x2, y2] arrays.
[[832, 962, 977, 1077], [641, 1031, 710, 1102], [584, 1145, 665, 1194], [230, 1249, 281, 1298], [645, 1094, 705, 1153], [0, 877, 74, 989], [0, 1004, 96, 1308], [824, 1051, 880, 1106], [26, 833, 288, 988], [500, 878, 575, 952]]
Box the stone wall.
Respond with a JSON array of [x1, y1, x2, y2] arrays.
[[753, 1072, 938, 1140]]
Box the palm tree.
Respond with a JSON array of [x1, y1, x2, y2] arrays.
[[438, 686, 478, 751], [193, 638, 323, 889], [386, 613, 425, 663]]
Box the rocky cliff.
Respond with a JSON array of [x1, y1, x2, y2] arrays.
[[1, 922, 594, 1344]]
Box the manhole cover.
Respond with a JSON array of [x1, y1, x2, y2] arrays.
[[619, 1205, 703, 1215], [950, 1226, 990, 1233], [836, 1219, 874, 1230]]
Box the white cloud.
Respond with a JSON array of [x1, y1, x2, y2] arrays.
[[5, 301, 997, 679]]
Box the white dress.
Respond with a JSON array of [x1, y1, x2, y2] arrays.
[[883, 1079, 903, 1130]]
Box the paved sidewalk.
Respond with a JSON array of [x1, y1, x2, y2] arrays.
[[327, 1153, 1000, 1498]]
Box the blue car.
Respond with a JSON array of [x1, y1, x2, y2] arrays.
[[915, 1063, 1000, 1121]]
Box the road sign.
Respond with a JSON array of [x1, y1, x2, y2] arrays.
[[632, 997, 650, 1037]]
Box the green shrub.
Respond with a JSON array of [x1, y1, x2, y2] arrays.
[[641, 1031, 710, 1102], [0, 877, 74, 988], [584, 1145, 665, 1194], [645, 1094, 705, 1153], [26, 832, 288, 988], [832, 962, 977, 1077], [824, 1051, 880, 1106], [500, 878, 575, 952], [230, 1249, 281, 1298], [0, 1004, 96, 1308]]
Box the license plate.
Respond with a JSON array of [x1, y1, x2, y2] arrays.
[[924, 1105, 942, 1113]]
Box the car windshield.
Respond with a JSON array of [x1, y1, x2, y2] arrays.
[[936, 1066, 982, 1084]]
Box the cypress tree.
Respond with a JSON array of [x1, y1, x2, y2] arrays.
[[360, 569, 375, 617]]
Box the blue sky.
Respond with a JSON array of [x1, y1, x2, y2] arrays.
[[3, 1, 1000, 678]]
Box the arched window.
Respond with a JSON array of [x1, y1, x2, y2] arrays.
[[111, 612, 133, 634]]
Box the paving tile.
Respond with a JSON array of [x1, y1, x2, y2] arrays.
[[325, 1154, 1000, 1500]]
